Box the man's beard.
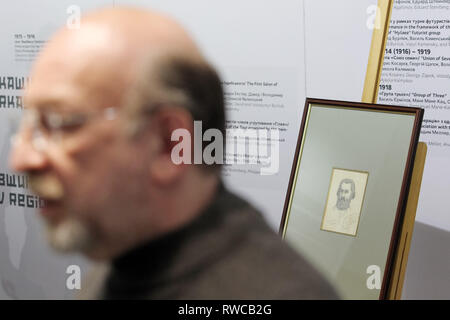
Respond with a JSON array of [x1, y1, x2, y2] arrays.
[[28, 173, 94, 253], [45, 217, 94, 253], [336, 198, 351, 210]]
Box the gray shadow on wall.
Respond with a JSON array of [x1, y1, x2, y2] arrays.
[[402, 221, 450, 299]]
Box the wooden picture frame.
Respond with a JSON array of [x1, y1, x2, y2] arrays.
[[280, 98, 423, 299]]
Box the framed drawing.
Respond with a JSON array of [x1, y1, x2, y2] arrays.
[[321, 168, 369, 237], [280, 98, 423, 299]]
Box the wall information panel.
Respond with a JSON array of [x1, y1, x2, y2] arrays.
[[378, 0, 450, 231], [0, 0, 111, 299]]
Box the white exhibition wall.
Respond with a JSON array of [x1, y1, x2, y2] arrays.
[[304, 0, 450, 299], [0, 0, 448, 299]]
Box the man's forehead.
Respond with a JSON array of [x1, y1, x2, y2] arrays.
[[32, 23, 127, 76], [340, 182, 352, 189], [26, 7, 203, 111], [27, 25, 132, 110]]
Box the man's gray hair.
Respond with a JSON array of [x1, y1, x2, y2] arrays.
[[125, 53, 225, 172]]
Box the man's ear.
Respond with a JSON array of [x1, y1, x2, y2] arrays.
[[147, 106, 194, 185]]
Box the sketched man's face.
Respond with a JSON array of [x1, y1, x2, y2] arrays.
[[336, 182, 353, 210]]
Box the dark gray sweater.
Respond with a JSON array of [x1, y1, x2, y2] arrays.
[[94, 184, 338, 299]]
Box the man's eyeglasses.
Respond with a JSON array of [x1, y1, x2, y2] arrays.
[[10, 107, 118, 152]]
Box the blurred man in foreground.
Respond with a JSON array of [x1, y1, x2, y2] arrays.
[[9, 7, 337, 299]]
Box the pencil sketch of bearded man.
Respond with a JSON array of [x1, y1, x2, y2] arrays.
[[322, 178, 359, 236]]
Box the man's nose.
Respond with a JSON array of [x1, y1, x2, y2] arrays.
[[8, 135, 49, 173]]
